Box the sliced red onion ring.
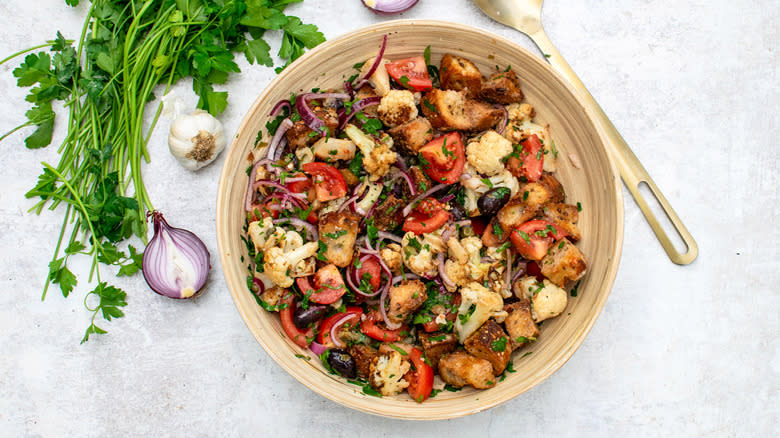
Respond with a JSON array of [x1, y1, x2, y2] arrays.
[[402, 183, 449, 217], [438, 252, 455, 290], [389, 168, 416, 196], [339, 96, 382, 129], [142, 211, 210, 299], [330, 313, 360, 348], [252, 277, 265, 297], [264, 192, 308, 210], [511, 261, 529, 284], [455, 219, 472, 227], [379, 281, 402, 329], [273, 217, 318, 241], [361, 0, 419, 15], [245, 160, 263, 212], [295, 92, 350, 134], [377, 231, 403, 244], [353, 35, 387, 86], [270, 99, 292, 117], [494, 104, 509, 134], [309, 342, 327, 355], [265, 118, 293, 162], [440, 194, 455, 203], [441, 223, 456, 244], [390, 273, 420, 284], [273, 138, 289, 161]]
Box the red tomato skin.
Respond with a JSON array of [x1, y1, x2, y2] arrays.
[[386, 57, 432, 92], [519, 134, 544, 182], [317, 306, 363, 346], [419, 132, 465, 184], [356, 257, 382, 292], [302, 162, 348, 201], [285, 173, 317, 223], [280, 293, 313, 348], [510, 220, 567, 261], [311, 264, 347, 305], [469, 217, 488, 236], [526, 261, 545, 281], [403, 209, 450, 235], [360, 312, 403, 342], [406, 348, 434, 403]]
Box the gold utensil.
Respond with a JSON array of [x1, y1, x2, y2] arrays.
[[473, 0, 698, 265]]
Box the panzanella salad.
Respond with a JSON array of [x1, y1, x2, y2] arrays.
[[242, 36, 587, 402]]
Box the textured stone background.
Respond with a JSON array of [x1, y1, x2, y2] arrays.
[[0, 0, 777, 436]]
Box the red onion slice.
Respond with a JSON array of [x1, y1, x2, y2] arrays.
[[438, 252, 455, 290], [389, 168, 416, 196], [377, 231, 403, 244], [269, 99, 291, 117], [353, 35, 387, 86], [273, 217, 318, 241], [265, 118, 293, 162], [361, 0, 419, 15], [309, 342, 327, 355], [402, 183, 449, 217], [391, 273, 420, 284], [142, 211, 210, 299], [330, 313, 360, 348], [295, 93, 350, 134], [494, 104, 509, 134], [339, 96, 382, 129]]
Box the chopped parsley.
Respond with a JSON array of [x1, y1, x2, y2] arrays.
[[324, 230, 348, 239], [570, 281, 581, 297], [491, 336, 508, 352]]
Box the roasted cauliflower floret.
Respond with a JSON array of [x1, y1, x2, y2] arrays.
[[263, 231, 319, 288], [377, 90, 418, 128], [344, 123, 398, 181], [369, 351, 411, 396], [460, 167, 520, 216], [443, 235, 505, 292], [454, 282, 506, 342], [380, 243, 403, 275], [247, 217, 284, 253], [401, 231, 445, 278], [531, 279, 568, 322], [506, 103, 535, 122], [466, 130, 513, 176]]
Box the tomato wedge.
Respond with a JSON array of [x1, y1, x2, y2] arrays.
[[507, 134, 544, 182], [356, 257, 382, 292], [285, 172, 317, 223], [509, 219, 567, 261], [311, 264, 347, 305], [386, 57, 432, 92], [302, 162, 347, 201], [525, 261, 545, 281], [280, 293, 313, 348], [317, 306, 363, 347], [361, 311, 403, 342], [406, 348, 434, 403], [403, 198, 451, 235], [421, 294, 461, 332], [419, 132, 465, 184]]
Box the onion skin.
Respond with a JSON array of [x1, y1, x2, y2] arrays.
[[142, 211, 210, 299], [361, 0, 420, 15]]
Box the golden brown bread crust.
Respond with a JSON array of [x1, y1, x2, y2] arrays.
[[285, 107, 339, 149], [421, 89, 503, 132], [318, 211, 360, 267], [349, 344, 378, 379], [440, 53, 483, 98], [387, 117, 434, 155], [463, 319, 512, 375], [370, 194, 405, 231], [438, 351, 496, 389], [355, 85, 379, 116], [539, 238, 587, 287], [503, 300, 540, 347], [479, 69, 524, 104], [418, 332, 458, 370], [387, 279, 427, 324], [497, 199, 541, 232], [542, 203, 581, 241]]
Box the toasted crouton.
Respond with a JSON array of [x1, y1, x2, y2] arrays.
[[370, 194, 405, 231], [464, 320, 512, 375], [418, 332, 458, 370], [378, 342, 415, 356], [377, 90, 418, 128], [481, 218, 509, 248], [388, 117, 434, 155], [503, 300, 540, 347], [285, 106, 339, 149], [355, 85, 379, 116], [479, 69, 524, 104], [539, 173, 566, 202], [318, 211, 360, 267], [349, 344, 378, 379], [440, 53, 483, 98], [517, 173, 566, 209], [421, 89, 503, 132], [387, 279, 427, 324], [539, 238, 587, 287], [438, 351, 496, 389], [497, 199, 541, 231], [542, 203, 581, 241]]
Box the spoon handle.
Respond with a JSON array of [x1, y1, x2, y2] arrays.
[[528, 29, 698, 265]]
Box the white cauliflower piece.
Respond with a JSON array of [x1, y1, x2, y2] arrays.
[[454, 282, 506, 342], [380, 243, 403, 275], [263, 231, 319, 288], [531, 279, 568, 322], [466, 130, 513, 176], [443, 236, 504, 292], [514, 275, 544, 300], [311, 137, 356, 161], [460, 167, 520, 216], [344, 123, 397, 181], [360, 58, 391, 97], [506, 103, 535, 123], [401, 231, 445, 278], [369, 351, 411, 396], [377, 90, 418, 127], [247, 217, 285, 253], [295, 146, 314, 165]]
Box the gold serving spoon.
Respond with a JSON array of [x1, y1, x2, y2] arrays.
[[473, 0, 698, 265]]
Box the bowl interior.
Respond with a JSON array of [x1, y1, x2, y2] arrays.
[[216, 20, 623, 419]]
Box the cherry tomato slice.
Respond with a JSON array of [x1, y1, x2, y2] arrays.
[[525, 261, 545, 282], [403, 206, 451, 235], [317, 306, 363, 347], [386, 57, 432, 92], [311, 264, 347, 305], [406, 348, 434, 403], [510, 219, 567, 261], [285, 173, 317, 223], [302, 162, 348, 202], [356, 257, 382, 292], [360, 311, 403, 342], [280, 292, 313, 348], [506, 134, 544, 182], [419, 132, 465, 184]]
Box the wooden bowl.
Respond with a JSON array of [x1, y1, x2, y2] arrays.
[[216, 20, 623, 419]]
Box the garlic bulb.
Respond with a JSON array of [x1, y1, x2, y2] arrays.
[[168, 110, 226, 171]]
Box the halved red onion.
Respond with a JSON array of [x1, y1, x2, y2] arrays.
[[494, 104, 509, 134], [295, 92, 350, 134], [353, 35, 387, 86], [361, 0, 419, 16], [142, 211, 210, 299], [330, 313, 360, 348], [309, 342, 327, 355], [339, 96, 382, 129], [402, 183, 449, 217], [273, 217, 318, 241]]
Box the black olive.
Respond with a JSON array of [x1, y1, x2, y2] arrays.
[[477, 187, 511, 216], [293, 304, 326, 329], [449, 202, 467, 221], [327, 348, 357, 378]]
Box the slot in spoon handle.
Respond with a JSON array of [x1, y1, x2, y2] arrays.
[[528, 29, 698, 265]]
